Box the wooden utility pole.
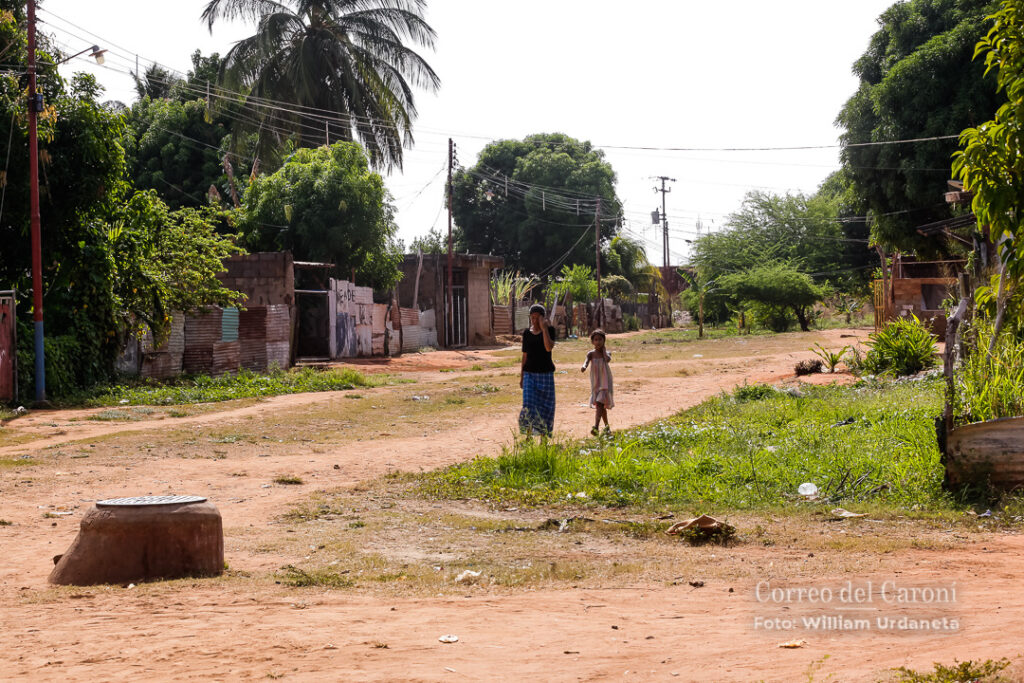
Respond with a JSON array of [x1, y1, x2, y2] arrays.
[[595, 198, 602, 295], [27, 0, 45, 402], [595, 198, 602, 329], [446, 138, 455, 348], [654, 176, 676, 268]]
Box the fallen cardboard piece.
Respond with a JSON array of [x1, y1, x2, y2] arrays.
[[830, 508, 868, 519], [665, 514, 733, 536]]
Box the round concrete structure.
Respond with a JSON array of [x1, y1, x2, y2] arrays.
[[49, 497, 223, 586]]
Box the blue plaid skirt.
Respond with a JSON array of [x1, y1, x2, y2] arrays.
[[520, 371, 555, 436]]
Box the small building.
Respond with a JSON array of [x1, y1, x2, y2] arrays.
[[396, 252, 504, 347]]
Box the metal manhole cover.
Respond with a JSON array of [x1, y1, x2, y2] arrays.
[[96, 495, 207, 507]]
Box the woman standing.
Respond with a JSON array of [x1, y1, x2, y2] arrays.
[[519, 303, 556, 436]]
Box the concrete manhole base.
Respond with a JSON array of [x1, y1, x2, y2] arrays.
[[49, 498, 223, 586]]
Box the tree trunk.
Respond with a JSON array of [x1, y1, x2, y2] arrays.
[[698, 297, 704, 338], [794, 306, 810, 332], [989, 247, 1010, 354]]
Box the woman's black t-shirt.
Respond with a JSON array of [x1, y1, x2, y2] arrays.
[[521, 326, 556, 373]]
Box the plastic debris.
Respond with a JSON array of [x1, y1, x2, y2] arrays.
[[438, 634, 459, 643], [454, 570, 482, 584], [830, 508, 867, 519], [778, 639, 807, 648], [798, 482, 818, 498]]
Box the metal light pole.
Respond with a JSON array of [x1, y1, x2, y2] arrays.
[[24, 2, 104, 403], [27, 0, 45, 403]]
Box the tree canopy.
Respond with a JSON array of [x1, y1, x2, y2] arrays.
[[451, 133, 622, 277], [124, 97, 232, 209], [240, 142, 402, 289], [689, 190, 848, 282], [953, 0, 1024, 341], [202, 0, 440, 170], [719, 263, 828, 332], [837, 0, 1001, 253], [0, 12, 243, 394]]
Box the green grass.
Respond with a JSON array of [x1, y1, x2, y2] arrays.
[[420, 377, 952, 510], [79, 367, 380, 407], [0, 456, 36, 468], [279, 565, 354, 588], [273, 475, 304, 485], [953, 321, 1024, 425], [890, 658, 1012, 683]]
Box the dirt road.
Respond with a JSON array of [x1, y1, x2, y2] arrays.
[[2, 328, 1021, 682]]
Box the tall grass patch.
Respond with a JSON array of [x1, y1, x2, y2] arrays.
[[952, 321, 1024, 425], [422, 378, 947, 510]]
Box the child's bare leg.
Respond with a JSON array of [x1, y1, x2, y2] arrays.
[[593, 403, 603, 429], [601, 404, 609, 427]]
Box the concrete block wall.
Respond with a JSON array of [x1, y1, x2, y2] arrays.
[[219, 252, 295, 307]]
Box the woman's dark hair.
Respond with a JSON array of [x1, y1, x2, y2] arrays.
[[529, 304, 546, 316], [590, 328, 606, 340]]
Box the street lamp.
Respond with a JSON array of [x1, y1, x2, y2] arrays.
[[59, 45, 107, 66], [26, 0, 105, 403]]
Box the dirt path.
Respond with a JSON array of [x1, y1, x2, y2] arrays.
[[3, 328, 1022, 682]]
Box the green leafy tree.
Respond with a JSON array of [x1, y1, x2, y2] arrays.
[[0, 13, 246, 392], [201, 0, 440, 170], [954, 0, 1024, 347], [837, 0, 1001, 253], [109, 191, 246, 340], [124, 97, 233, 209], [133, 63, 180, 100], [452, 133, 622, 276], [409, 226, 446, 255], [689, 190, 846, 282], [240, 142, 402, 289], [719, 263, 828, 332]]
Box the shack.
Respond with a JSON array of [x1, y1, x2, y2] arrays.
[[397, 252, 504, 347]]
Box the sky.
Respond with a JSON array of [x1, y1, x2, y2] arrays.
[[42, 0, 901, 265]]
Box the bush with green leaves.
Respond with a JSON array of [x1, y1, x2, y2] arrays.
[[811, 343, 850, 373], [861, 315, 938, 377], [952, 319, 1024, 425]]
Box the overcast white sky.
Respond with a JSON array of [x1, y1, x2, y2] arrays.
[[43, 0, 900, 264]]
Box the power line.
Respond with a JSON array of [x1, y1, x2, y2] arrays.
[[39, 10, 972, 158]]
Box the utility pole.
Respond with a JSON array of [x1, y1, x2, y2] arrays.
[[27, 0, 45, 403], [446, 138, 455, 348], [594, 198, 602, 328], [594, 198, 602, 296], [653, 176, 676, 269]]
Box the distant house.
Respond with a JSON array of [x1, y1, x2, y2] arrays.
[[873, 183, 977, 336], [396, 252, 504, 347], [874, 253, 963, 337]]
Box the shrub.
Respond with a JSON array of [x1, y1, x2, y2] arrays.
[[952, 319, 1024, 425], [624, 314, 641, 331], [811, 344, 849, 373], [861, 315, 938, 377], [749, 302, 793, 332], [795, 359, 823, 375], [732, 382, 781, 401]]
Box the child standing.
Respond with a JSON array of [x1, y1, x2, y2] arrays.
[[581, 328, 613, 435]]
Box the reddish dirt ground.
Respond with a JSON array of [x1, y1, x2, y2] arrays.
[[2, 328, 1022, 682]]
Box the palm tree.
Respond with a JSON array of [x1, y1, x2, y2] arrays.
[[201, 0, 440, 170], [606, 236, 663, 295], [678, 267, 717, 339]]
